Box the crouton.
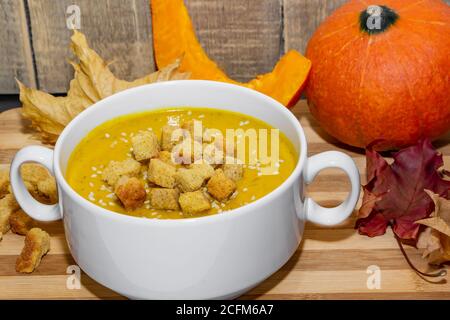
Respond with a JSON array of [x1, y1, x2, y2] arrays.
[[207, 169, 237, 201], [148, 159, 176, 188], [172, 139, 203, 164], [178, 191, 211, 214], [161, 124, 182, 151], [9, 209, 35, 235], [149, 188, 179, 210], [0, 168, 10, 198], [187, 162, 215, 180], [175, 168, 205, 192], [202, 143, 224, 167], [0, 194, 20, 234], [102, 159, 141, 187], [222, 163, 244, 182], [131, 131, 160, 161], [158, 150, 178, 167], [181, 120, 203, 141], [16, 228, 50, 273], [114, 176, 146, 210], [20, 163, 58, 204]]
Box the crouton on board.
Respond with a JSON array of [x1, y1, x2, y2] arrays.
[[0, 168, 10, 198], [102, 159, 141, 187], [131, 131, 160, 161], [9, 209, 35, 235], [148, 159, 176, 188], [16, 228, 50, 273], [20, 163, 58, 204], [0, 194, 20, 234], [149, 188, 180, 210], [178, 191, 211, 214], [207, 169, 237, 201], [114, 176, 147, 210]]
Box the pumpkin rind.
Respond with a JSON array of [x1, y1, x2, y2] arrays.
[[151, 0, 311, 107], [306, 0, 450, 150]]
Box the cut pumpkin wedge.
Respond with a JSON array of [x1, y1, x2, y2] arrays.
[[151, 0, 311, 107]]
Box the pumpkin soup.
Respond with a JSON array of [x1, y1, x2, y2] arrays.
[[66, 108, 297, 219]]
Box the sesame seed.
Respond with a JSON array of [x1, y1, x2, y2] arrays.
[[89, 182, 94, 188], [242, 187, 248, 192], [105, 133, 111, 138], [88, 192, 95, 201], [108, 202, 115, 206], [198, 114, 205, 119], [121, 132, 127, 137], [91, 166, 97, 171], [91, 174, 97, 178], [120, 138, 129, 143], [251, 195, 256, 201]]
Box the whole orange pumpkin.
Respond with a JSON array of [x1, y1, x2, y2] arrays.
[[305, 0, 450, 150]]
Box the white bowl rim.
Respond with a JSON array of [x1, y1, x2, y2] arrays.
[[53, 80, 307, 226]]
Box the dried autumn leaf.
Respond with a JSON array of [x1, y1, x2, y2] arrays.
[[356, 139, 450, 240], [19, 30, 189, 143], [417, 191, 450, 265]]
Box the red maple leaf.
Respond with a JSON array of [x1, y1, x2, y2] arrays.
[[356, 139, 450, 240]]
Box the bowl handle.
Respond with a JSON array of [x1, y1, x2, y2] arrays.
[[10, 146, 62, 222], [303, 151, 360, 226]]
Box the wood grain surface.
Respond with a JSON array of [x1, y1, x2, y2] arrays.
[[186, 0, 282, 82], [27, 0, 155, 92], [0, 100, 449, 299], [283, 0, 348, 54], [0, 0, 36, 93]]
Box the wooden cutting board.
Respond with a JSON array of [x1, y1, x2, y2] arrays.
[[0, 101, 449, 300]]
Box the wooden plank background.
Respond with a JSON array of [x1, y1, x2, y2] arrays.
[[0, 0, 450, 93], [0, 0, 36, 93]]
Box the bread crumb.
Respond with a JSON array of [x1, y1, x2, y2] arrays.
[[0, 194, 19, 234], [114, 176, 147, 210], [16, 228, 50, 273], [9, 209, 35, 235]]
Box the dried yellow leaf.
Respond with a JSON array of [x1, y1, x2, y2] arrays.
[[417, 190, 450, 265], [19, 30, 189, 143]]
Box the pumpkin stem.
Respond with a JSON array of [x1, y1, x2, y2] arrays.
[[360, 5, 398, 34]]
